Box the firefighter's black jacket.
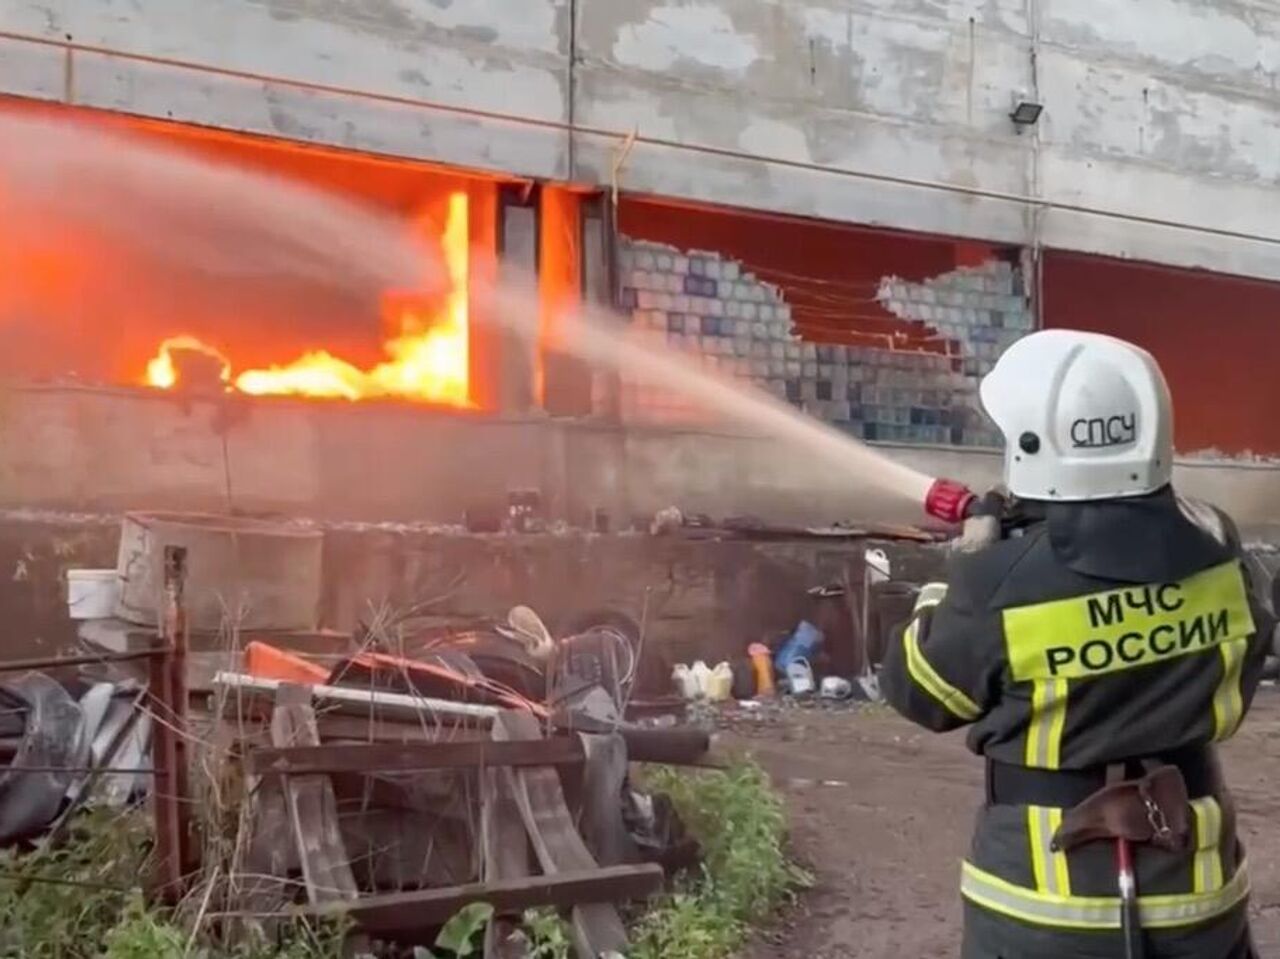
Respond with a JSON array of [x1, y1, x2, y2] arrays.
[[881, 488, 1273, 958]]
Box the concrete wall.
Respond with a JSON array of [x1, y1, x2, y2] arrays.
[[4, 1, 1280, 280], [0, 385, 1274, 533], [0, 386, 565, 521]]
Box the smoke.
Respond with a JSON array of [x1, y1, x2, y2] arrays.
[[0, 113, 442, 380]]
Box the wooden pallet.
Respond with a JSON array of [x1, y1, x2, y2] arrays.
[[248, 698, 664, 955]]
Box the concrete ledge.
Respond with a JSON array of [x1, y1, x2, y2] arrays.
[[0, 385, 1274, 531]]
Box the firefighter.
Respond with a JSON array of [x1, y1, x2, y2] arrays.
[[881, 329, 1275, 959]]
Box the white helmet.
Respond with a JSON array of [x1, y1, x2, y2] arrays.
[[979, 329, 1173, 501]]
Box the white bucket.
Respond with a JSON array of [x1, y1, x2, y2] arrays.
[[67, 569, 121, 620]]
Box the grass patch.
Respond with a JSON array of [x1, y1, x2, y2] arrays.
[[0, 761, 801, 959], [630, 759, 809, 959], [0, 808, 347, 959]]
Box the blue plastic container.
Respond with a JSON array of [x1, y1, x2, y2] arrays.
[[774, 620, 824, 673]]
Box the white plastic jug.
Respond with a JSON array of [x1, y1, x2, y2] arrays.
[[672, 664, 698, 700], [690, 660, 713, 699], [707, 662, 734, 702], [786, 658, 815, 696]]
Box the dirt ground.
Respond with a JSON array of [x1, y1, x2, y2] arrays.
[[728, 692, 1280, 959]]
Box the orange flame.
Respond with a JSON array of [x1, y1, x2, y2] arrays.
[[146, 334, 231, 389], [143, 191, 471, 405]]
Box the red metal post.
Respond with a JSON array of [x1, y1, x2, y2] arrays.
[[150, 545, 189, 902]]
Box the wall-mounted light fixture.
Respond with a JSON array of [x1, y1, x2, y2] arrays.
[[1009, 92, 1044, 131]]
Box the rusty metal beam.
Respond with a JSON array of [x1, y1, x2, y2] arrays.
[[149, 545, 189, 902]]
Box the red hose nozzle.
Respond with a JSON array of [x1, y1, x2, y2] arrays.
[[924, 478, 975, 525]]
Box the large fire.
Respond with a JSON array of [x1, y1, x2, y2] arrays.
[[143, 191, 471, 405]]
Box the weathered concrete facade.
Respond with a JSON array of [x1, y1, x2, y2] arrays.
[[0, 385, 1274, 533], [5, 1, 1280, 279]]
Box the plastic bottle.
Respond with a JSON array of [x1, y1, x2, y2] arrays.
[[786, 657, 815, 696], [708, 662, 734, 702], [690, 660, 712, 699], [775, 620, 824, 673], [672, 663, 697, 700], [748, 643, 776, 697]]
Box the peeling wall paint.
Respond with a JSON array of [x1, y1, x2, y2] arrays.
[[3, 0, 1280, 279]]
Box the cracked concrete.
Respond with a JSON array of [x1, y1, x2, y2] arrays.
[[3, 0, 1280, 278]]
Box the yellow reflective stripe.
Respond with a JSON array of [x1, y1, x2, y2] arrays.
[[1002, 561, 1253, 683], [1190, 797, 1225, 894], [1028, 806, 1071, 897], [961, 859, 1250, 931], [902, 619, 981, 721], [1049, 807, 1070, 895], [914, 582, 948, 613], [1212, 639, 1247, 741], [1025, 679, 1068, 770]]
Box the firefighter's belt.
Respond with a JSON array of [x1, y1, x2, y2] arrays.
[[986, 747, 1217, 808]]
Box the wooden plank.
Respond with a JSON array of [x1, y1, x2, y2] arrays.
[[247, 737, 583, 776], [229, 777, 296, 943], [494, 712, 633, 958], [270, 684, 360, 905], [482, 712, 536, 959], [577, 733, 636, 867], [317, 714, 484, 744], [317, 714, 716, 768], [307, 865, 664, 939]]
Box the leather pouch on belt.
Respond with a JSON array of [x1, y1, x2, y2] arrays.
[[1051, 766, 1192, 854]]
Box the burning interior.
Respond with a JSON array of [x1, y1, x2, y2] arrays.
[[0, 103, 524, 410], [144, 190, 472, 405]]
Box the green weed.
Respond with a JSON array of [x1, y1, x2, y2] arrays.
[[630, 760, 809, 959], [0, 760, 799, 959], [0, 807, 346, 959], [520, 907, 572, 959], [0, 807, 151, 958]]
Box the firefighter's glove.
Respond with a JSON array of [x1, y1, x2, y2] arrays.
[[952, 513, 1001, 553], [950, 488, 1007, 553]]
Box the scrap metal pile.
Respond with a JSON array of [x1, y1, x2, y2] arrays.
[[0, 525, 713, 959], [0, 670, 152, 845], [211, 604, 709, 956]]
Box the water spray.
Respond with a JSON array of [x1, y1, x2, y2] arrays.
[[0, 111, 982, 529]]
